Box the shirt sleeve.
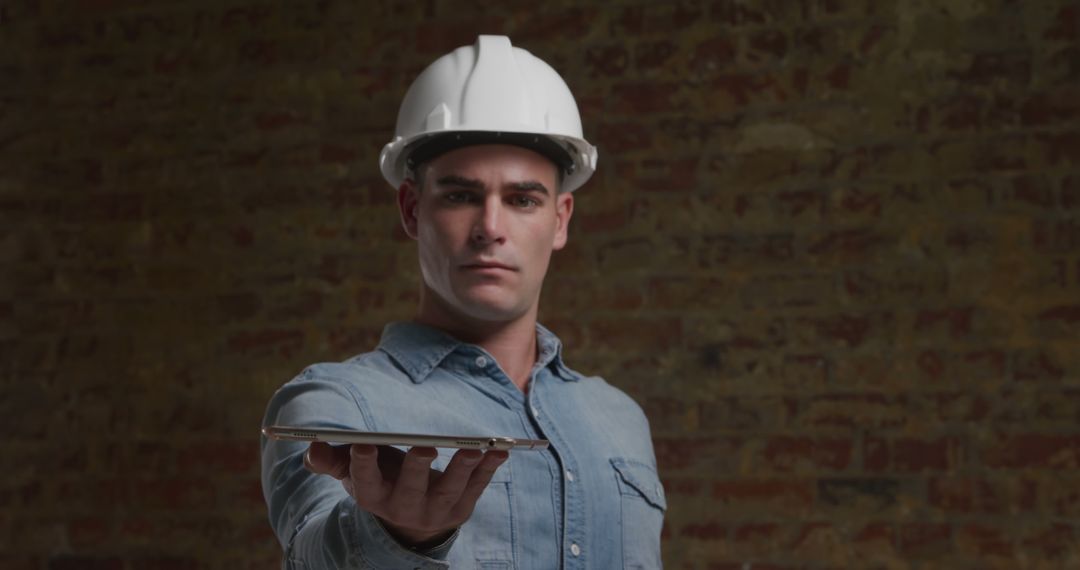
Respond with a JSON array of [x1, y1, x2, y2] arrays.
[[260, 366, 460, 569]]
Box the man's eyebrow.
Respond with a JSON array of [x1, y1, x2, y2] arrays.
[[507, 180, 550, 196], [435, 175, 484, 189]]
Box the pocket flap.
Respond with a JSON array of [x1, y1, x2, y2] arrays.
[[610, 458, 667, 511]]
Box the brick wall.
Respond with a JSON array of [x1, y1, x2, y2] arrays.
[[1, 0, 1077, 568]]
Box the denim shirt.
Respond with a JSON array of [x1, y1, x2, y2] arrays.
[[261, 321, 665, 569]]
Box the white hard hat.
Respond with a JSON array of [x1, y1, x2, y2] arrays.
[[379, 35, 598, 193]]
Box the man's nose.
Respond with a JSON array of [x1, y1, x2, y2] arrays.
[[470, 195, 506, 246]]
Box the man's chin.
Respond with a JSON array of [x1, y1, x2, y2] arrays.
[[452, 294, 530, 323]]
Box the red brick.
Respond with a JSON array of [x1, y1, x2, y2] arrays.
[[325, 325, 382, 356], [1020, 523, 1076, 558], [635, 157, 700, 192], [983, 434, 1080, 469], [1044, 5, 1078, 40], [67, 516, 111, 548], [1011, 349, 1066, 383], [699, 396, 784, 430], [510, 6, 599, 43], [661, 477, 707, 498], [586, 317, 683, 351], [697, 232, 795, 267], [757, 436, 853, 473], [913, 306, 974, 339], [1037, 304, 1080, 324], [898, 523, 952, 557], [596, 122, 653, 153], [584, 44, 629, 78], [928, 476, 1036, 514], [774, 188, 826, 219], [732, 522, 785, 551], [927, 391, 991, 423], [706, 564, 797, 570], [634, 40, 678, 71], [709, 71, 790, 107], [793, 313, 883, 348], [711, 0, 808, 26], [949, 51, 1031, 85], [853, 522, 896, 547], [711, 479, 815, 513], [806, 228, 889, 259], [1038, 132, 1080, 166], [893, 437, 963, 473], [745, 29, 788, 63], [794, 393, 909, 429], [818, 478, 899, 511], [226, 328, 304, 358], [1032, 218, 1080, 253], [653, 436, 742, 472], [412, 20, 504, 54], [267, 289, 325, 320], [780, 353, 830, 389], [1064, 176, 1080, 209], [0, 555, 42, 570], [955, 523, 1014, 559], [47, 558, 123, 570], [216, 292, 261, 320], [1046, 479, 1080, 515], [177, 441, 258, 475], [130, 478, 216, 510], [122, 557, 202, 570], [613, 81, 683, 114], [788, 521, 841, 558], [615, 2, 704, 34], [55, 478, 128, 510], [691, 35, 738, 76], [680, 520, 727, 540]]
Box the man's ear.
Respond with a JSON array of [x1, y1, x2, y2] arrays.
[[552, 192, 574, 250], [397, 179, 420, 240]]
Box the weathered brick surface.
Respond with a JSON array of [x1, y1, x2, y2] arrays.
[[1, 0, 1078, 567]]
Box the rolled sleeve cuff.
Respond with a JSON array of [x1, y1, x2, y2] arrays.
[[351, 509, 459, 569]]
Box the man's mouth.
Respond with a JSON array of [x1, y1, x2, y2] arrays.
[[461, 261, 516, 271]]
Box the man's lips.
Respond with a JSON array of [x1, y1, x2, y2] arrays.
[[461, 262, 517, 271]]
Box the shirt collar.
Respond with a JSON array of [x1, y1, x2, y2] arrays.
[[376, 321, 581, 384]]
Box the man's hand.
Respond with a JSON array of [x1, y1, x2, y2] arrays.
[[304, 441, 508, 548]]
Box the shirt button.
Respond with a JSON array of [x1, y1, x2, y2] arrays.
[[565, 469, 574, 482], [570, 543, 581, 557], [531, 405, 540, 417], [475, 356, 488, 368]]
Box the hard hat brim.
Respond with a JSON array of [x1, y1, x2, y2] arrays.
[[404, 131, 577, 177]]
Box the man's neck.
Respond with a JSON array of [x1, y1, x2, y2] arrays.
[[414, 291, 539, 393]]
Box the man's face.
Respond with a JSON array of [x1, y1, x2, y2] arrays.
[[398, 144, 574, 324]]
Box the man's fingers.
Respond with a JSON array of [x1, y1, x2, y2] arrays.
[[347, 444, 389, 506], [304, 442, 351, 480], [426, 449, 483, 510], [375, 445, 407, 480], [386, 446, 438, 514], [451, 450, 508, 520]]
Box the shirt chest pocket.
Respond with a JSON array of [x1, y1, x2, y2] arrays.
[[611, 458, 666, 570], [433, 450, 516, 569]]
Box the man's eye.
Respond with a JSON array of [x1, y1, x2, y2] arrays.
[[445, 192, 475, 203], [510, 195, 539, 208]]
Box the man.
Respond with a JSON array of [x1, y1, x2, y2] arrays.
[[261, 35, 665, 569]]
